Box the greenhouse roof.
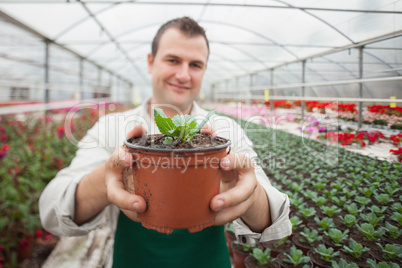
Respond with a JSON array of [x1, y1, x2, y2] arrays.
[[0, 0, 401, 99]]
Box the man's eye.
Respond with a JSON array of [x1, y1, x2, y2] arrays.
[[167, 59, 177, 63], [191, 63, 202, 69]]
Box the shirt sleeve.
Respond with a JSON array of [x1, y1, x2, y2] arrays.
[[39, 116, 115, 236], [224, 120, 292, 244]]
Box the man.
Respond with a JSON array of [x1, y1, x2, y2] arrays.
[[39, 17, 291, 268]]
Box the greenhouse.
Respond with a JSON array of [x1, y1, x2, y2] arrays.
[[0, 1, 401, 267]]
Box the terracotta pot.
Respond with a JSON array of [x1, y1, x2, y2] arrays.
[[124, 135, 230, 234], [231, 241, 250, 268], [225, 229, 236, 256]]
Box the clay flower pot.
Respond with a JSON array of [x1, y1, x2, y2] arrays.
[[124, 135, 230, 234]]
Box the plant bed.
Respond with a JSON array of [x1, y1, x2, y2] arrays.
[[217, 114, 402, 268]]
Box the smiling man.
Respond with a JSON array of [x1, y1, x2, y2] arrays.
[[148, 20, 209, 117], [39, 17, 291, 268]]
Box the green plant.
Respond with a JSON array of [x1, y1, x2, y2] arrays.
[[283, 246, 310, 265], [354, 196, 371, 206], [251, 248, 273, 266], [360, 212, 384, 227], [332, 196, 347, 207], [290, 216, 304, 231], [314, 244, 340, 262], [391, 203, 402, 213], [321, 205, 341, 217], [384, 222, 402, 239], [300, 227, 322, 246], [344, 203, 363, 216], [298, 206, 316, 220], [314, 216, 334, 231], [342, 188, 357, 198], [273, 236, 288, 248], [331, 259, 359, 268], [154, 108, 214, 144], [366, 259, 399, 268], [340, 214, 356, 228], [376, 244, 402, 260], [360, 187, 374, 197], [241, 243, 255, 252], [374, 193, 391, 205], [368, 205, 386, 216], [356, 223, 385, 241], [325, 228, 349, 246], [342, 238, 370, 258], [312, 196, 328, 206], [390, 212, 402, 225]]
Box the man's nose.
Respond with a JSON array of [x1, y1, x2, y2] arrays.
[[176, 64, 190, 82]]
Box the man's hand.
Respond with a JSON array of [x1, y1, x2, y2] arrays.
[[74, 125, 147, 225], [104, 125, 148, 222]]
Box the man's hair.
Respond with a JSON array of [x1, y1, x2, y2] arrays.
[[151, 17, 209, 58]]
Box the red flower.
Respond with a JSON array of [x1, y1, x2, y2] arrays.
[[35, 228, 43, 238], [57, 125, 65, 138], [0, 135, 7, 141], [2, 144, 10, 151]]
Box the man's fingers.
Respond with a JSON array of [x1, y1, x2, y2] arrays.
[[213, 201, 250, 226], [200, 124, 216, 136], [107, 146, 133, 172], [127, 125, 146, 139], [106, 179, 146, 213], [210, 176, 257, 212], [220, 152, 254, 174]]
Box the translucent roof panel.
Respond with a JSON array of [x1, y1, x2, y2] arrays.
[[0, 0, 401, 100]]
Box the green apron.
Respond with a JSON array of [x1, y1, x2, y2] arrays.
[[112, 212, 231, 268]]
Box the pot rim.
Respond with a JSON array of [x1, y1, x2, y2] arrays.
[[124, 135, 231, 153]]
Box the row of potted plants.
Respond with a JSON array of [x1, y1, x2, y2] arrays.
[[223, 114, 401, 268]]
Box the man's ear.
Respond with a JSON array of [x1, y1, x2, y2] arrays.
[[147, 53, 154, 74]]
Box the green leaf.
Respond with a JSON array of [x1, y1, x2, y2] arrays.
[[190, 110, 215, 135], [155, 114, 176, 135], [163, 137, 173, 145]]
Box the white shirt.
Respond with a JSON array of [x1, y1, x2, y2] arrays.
[[39, 100, 291, 247]]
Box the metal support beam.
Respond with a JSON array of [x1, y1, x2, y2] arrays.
[[44, 41, 50, 110], [358, 46, 364, 128], [79, 58, 83, 100], [270, 70, 274, 111], [249, 74, 253, 105], [301, 60, 306, 120]]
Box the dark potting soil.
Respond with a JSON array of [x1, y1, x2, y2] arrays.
[[244, 255, 279, 268], [127, 134, 228, 150]]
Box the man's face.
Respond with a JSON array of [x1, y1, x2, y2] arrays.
[[148, 28, 208, 112]]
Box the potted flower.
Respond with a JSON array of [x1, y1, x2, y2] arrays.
[[124, 108, 231, 234], [245, 247, 279, 268]]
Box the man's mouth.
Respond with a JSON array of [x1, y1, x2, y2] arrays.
[[168, 83, 190, 91]]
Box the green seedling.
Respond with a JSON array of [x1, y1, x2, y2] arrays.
[[154, 108, 214, 144], [251, 248, 273, 266], [376, 243, 402, 260], [283, 246, 310, 266], [314, 244, 340, 262], [342, 238, 370, 258]]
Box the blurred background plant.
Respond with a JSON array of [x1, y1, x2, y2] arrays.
[[0, 103, 131, 267]]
